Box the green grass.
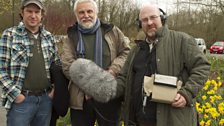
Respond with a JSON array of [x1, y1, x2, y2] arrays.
[[207, 56, 224, 81], [56, 111, 71, 126]]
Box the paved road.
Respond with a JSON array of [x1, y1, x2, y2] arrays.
[[0, 86, 7, 126]]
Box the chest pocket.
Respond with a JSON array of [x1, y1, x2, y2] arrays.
[[11, 44, 28, 63], [42, 44, 56, 62]]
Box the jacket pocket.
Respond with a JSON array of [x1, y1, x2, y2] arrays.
[[69, 82, 84, 110]]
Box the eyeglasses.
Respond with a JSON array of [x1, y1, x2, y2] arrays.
[[140, 15, 160, 24]]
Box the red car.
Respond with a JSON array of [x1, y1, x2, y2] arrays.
[[210, 41, 224, 54]]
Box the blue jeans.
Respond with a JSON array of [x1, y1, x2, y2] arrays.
[[7, 93, 52, 126]]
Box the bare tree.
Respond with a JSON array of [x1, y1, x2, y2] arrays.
[[44, 0, 76, 34], [97, 0, 139, 38], [169, 0, 224, 47], [0, 0, 12, 15], [1, 0, 223, 44]]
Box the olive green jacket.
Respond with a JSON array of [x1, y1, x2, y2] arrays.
[[61, 22, 130, 110], [116, 26, 210, 126]]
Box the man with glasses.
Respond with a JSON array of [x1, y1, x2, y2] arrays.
[[115, 3, 210, 126]]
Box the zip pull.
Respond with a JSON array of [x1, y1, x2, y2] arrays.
[[142, 95, 147, 113], [143, 96, 147, 107]]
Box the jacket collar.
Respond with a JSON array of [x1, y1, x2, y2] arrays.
[[155, 25, 168, 38], [16, 21, 48, 37]]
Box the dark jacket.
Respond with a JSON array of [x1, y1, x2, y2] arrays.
[[50, 62, 69, 126], [116, 26, 210, 126]]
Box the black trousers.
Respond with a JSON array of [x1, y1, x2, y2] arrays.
[[50, 108, 59, 126], [70, 98, 122, 126]]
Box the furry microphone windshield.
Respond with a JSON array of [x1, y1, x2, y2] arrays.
[[69, 58, 117, 103]]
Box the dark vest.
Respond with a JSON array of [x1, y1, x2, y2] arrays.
[[130, 41, 157, 123]]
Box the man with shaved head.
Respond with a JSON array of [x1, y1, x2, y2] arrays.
[[139, 4, 163, 40], [116, 3, 210, 126]]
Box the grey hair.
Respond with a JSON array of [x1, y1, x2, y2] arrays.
[[73, 0, 98, 16]]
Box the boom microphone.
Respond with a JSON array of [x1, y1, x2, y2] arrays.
[[69, 58, 117, 103]]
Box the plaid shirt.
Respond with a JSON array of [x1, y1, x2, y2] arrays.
[[0, 22, 60, 109]]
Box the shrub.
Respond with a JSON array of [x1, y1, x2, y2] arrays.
[[196, 77, 224, 126], [196, 55, 224, 126]]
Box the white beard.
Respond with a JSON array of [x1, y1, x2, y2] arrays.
[[79, 22, 94, 29], [77, 18, 97, 29], [69, 58, 117, 103]]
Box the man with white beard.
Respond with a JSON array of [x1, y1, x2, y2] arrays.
[[61, 0, 130, 125]]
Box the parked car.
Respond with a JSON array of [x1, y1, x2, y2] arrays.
[[210, 41, 224, 54], [195, 38, 207, 54]]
